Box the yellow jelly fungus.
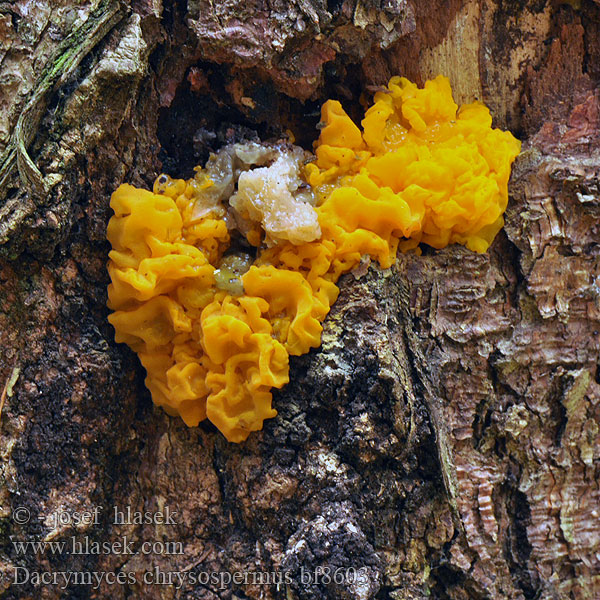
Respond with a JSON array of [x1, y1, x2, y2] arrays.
[[107, 75, 521, 442]]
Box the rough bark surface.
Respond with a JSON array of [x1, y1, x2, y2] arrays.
[[0, 1, 599, 599]]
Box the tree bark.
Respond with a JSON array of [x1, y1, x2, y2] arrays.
[[0, 1, 599, 599]]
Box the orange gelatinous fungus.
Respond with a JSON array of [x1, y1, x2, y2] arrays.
[[106, 76, 521, 442]]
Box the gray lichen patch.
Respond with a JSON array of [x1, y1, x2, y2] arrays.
[[60, 14, 148, 131]]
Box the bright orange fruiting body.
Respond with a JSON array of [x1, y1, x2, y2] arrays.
[[106, 76, 521, 442]]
